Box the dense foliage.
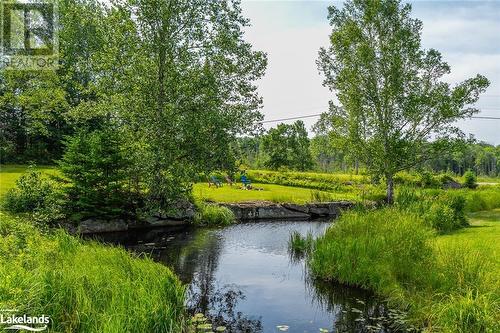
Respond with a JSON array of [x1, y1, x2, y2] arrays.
[[261, 121, 314, 171], [0, 0, 266, 215], [58, 127, 132, 219], [316, 0, 489, 202]]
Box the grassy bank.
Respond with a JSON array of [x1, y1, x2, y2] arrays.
[[0, 165, 187, 332], [311, 198, 500, 332], [0, 213, 186, 332]]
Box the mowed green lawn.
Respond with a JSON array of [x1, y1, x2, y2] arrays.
[[192, 182, 358, 203], [0, 165, 359, 203], [436, 209, 500, 276]]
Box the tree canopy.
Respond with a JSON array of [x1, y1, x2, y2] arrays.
[[261, 121, 314, 171], [1, 0, 267, 215], [317, 0, 489, 202]]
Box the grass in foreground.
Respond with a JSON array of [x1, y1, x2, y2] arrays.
[[0, 212, 186, 332], [311, 207, 500, 332]]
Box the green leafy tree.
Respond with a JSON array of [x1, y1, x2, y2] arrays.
[[99, 0, 267, 210], [0, 0, 109, 163], [317, 0, 489, 203], [262, 121, 314, 171]]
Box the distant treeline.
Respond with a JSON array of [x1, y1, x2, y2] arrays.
[[234, 121, 500, 177]]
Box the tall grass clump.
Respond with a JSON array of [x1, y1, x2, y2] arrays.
[[463, 187, 500, 212], [288, 231, 314, 255], [417, 241, 500, 332], [309, 190, 332, 202], [396, 188, 468, 233], [194, 203, 235, 226], [0, 212, 186, 332], [310, 208, 433, 291]]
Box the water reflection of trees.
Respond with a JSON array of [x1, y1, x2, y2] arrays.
[[158, 228, 262, 333], [190, 284, 263, 333], [307, 276, 409, 332]]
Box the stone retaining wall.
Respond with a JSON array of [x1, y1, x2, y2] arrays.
[[220, 201, 354, 221], [75, 201, 354, 234]]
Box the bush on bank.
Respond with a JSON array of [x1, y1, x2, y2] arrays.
[[193, 202, 235, 226], [1, 169, 66, 226], [396, 188, 467, 233], [0, 213, 186, 333]]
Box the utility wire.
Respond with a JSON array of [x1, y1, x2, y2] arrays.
[[260, 113, 500, 124]]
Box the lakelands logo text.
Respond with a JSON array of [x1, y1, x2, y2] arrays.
[[0, 310, 49, 331]]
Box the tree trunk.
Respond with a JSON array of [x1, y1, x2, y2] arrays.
[[386, 174, 394, 204]]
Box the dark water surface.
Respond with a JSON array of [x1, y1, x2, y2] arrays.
[[90, 221, 412, 333]]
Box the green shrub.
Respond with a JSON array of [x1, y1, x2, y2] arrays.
[[396, 188, 468, 233], [393, 171, 416, 186], [424, 193, 467, 232], [418, 171, 439, 188], [463, 170, 478, 189], [2, 168, 54, 212], [1, 169, 65, 225], [0, 213, 186, 333], [194, 203, 235, 226]]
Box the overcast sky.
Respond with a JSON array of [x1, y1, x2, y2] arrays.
[[241, 0, 500, 145]]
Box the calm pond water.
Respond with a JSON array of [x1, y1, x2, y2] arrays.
[[91, 221, 413, 333]]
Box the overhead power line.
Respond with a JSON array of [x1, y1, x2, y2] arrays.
[[260, 113, 500, 124], [471, 116, 500, 120], [260, 114, 323, 124]]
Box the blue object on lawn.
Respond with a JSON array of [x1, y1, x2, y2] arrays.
[[241, 175, 251, 186]]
